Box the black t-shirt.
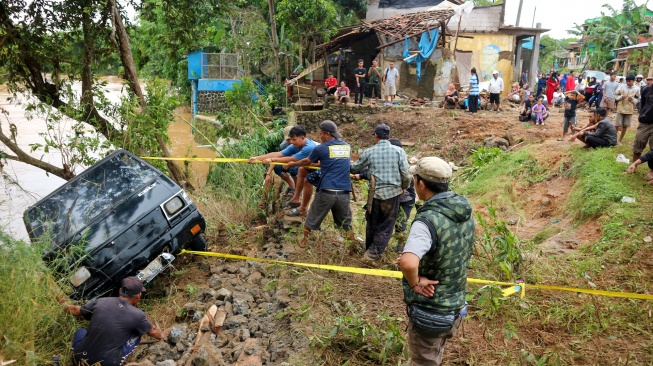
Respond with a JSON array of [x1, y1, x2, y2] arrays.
[[564, 98, 578, 117], [308, 139, 352, 191], [523, 99, 533, 111], [74, 297, 153, 366], [354, 67, 367, 84]]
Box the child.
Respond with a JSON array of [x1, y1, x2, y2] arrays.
[[559, 91, 579, 140], [552, 87, 565, 107], [336, 81, 350, 105], [532, 97, 547, 125]]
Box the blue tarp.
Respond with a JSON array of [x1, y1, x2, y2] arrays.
[[403, 29, 440, 83]]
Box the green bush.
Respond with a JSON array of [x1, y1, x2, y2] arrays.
[[0, 232, 78, 365]]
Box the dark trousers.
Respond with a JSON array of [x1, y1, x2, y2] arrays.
[[395, 200, 415, 233], [355, 83, 366, 104], [468, 95, 479, 113], [73, 328, 141, 366], [365, 195, 401, 258]]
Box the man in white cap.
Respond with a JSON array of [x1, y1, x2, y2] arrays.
[[64, 276, 164, 366], [398, 157, 475, 366], [488, 70, 504, 112]]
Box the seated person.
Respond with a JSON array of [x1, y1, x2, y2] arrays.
[[570, 108, 617, 148], [336, 81, 350, 104], [443, 84, 459, 109], [479, 94, 491, 110], [520, 94, 535, 120], [324, 73, 338, 95], [552, 87, 565, 107], [569, 112, 599, 139], [507, 82, 522, 102], [249, 125, 317, 199], [625, 149, 653, 184], [530, 101, 550, 123], [523, 84, 531, 98]]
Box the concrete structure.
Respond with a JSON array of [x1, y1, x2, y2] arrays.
[[187, 50, 243, 115]]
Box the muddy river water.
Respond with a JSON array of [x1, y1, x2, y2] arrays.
[[0, 77, 215, 240]]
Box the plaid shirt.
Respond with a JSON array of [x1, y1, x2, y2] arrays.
[[351, 140, 410, 200]]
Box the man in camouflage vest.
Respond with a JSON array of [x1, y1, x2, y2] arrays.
[[398, 157, 475, 366]]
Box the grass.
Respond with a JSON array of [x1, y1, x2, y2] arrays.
[[0, 232, 78, 365]]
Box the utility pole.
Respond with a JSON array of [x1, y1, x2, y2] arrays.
[[532, 7, 537, 28], [530, 23, 542, 88], [516, 0, 524, 26]]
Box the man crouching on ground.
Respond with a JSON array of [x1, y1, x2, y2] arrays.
[[398, 157, 475, 366]]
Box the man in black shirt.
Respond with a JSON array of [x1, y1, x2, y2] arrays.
[[560, 91, 579, 140], [570, 108, 617, 148], [353, 59, 367, 105], [64, 277, 164, 366]]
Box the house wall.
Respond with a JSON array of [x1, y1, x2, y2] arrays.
[[447, 4, 503, 33], [450, 33, 515, 95], [365, 0, 454, 21]]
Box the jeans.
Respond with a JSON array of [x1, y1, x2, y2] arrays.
[[364, 195, 401, 258], [73, 328, 141, 366]]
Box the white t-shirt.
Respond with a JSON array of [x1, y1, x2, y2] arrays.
[[488, 77, 504, 94], [553, 92, 563, 98], [403, 221, 432, 259], [385, 68, 400, 85]]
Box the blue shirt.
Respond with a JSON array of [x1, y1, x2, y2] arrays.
[[308, 139, 352, 191], [469, 74, 479, 96], [281, 138, 317, 160]]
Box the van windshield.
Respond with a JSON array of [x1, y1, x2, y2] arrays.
[[26, 152, 160, 247]]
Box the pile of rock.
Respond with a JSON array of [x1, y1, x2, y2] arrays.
[[483, 132, 517, 150]]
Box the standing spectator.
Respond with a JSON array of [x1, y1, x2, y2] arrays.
[[614, 74, 640, 145], [64, 277, 165, 366], [383, 62, 400, 106], [632, 75, 653, 172], [570, 108, 617, 148], [350, 124, 411, 263], [560, 73, 568, 91], [367, 60, 383, 106], [398, 157, 475, 366], [336, 81, 350, 105], [600, 72, 619, 114], [488, 70, 504, 112], [636, 74, 645, 87], [249, 125, 317, 199], [521, 68, 529, 87], [294, 120, 355, 249], [468, 67, 480, 114], [324, 73, 338, 95], [546, 73, 559, 106], [559, 91, 579, 140], [537, 72, 548, 98], [566, 71, 576, 92], [353, 59, 367, 105], [588, 79, 602, 108]]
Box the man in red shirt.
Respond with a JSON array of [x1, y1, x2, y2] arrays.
[[324, 73, 338, 95]]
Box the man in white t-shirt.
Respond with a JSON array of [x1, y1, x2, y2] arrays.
[[383, 62, 400, 107], [488, 70, 504, 112]]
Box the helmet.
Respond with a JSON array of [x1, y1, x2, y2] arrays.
[[637, 74, 644, 79]]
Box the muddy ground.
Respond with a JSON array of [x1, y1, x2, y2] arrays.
[[126, 102, 652, 366]]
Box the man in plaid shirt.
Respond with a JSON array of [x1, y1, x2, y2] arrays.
[[351, 124, 411, 262]]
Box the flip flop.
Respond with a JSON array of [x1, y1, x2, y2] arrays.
[[286, 208, 307, 217], [284, 201, 300, 208], [283, 188, 296, 198]]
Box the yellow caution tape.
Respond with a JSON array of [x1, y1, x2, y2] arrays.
[[141, 156, 320, 169], [180, 250, 653, 301]]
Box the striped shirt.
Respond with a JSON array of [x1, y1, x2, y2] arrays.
[[469, 74, 479, 96], [351, 140, 411, 200]]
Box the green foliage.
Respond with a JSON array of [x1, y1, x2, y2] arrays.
[[312, 301, 407, 365], [476, 204, 524, 282], [276, 0, 339, 42], [456, 147, 503, 182], [0, 231, 78, 365]]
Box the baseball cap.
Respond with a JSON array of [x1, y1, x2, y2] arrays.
[[647, 76, 653, 80], [408, 157, 452, 183], [319, 120, 342, 139], [492, 70, 499, 75], [637, 74, 644, 79], [121, 276, 146, 297], [373, 124, 390, 139], [283, 125, 293, 140]]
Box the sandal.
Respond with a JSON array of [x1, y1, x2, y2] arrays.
[[284, 201, 300, 208], [283, 188, 296, 198], [286, 208, 307, 217]]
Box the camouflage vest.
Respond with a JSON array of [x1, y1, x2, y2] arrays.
[[402, 193, 475, 312]]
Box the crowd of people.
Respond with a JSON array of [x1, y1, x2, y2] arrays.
[[324, 59, 399, 107]]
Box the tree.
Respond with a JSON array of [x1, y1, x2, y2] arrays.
[[0, 0, 192, 187]]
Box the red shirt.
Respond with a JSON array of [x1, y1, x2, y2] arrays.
[[325, 77, 338, 88]]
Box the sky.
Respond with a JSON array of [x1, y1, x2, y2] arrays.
[[502, 0, 650, 39]]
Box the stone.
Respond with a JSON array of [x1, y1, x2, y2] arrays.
[[125, 361, 155, 366], [190, 343, 225, 366], [168, 324, 188, 344], [155, 361, 176, 366], [240, 328, 251, 341], [644, 236, 653, 243], [281, 215, 303, 229], [193, 311, 204, 322], [147, 342, 178, 362], [274, 289, 292, 308], [216, 288, 233, 301], [232, 298, 250, 315], [224, 301, 233, 315], [209, 274, 223, 290], [501, 132, 515, 146], [541, 198, 551, 206], [483, 136, 510, 148], [196, 288, 217, 302], [225, 315, 248, 329]]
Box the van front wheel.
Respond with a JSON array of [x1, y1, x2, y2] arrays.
[[188, 234, 207, 251]]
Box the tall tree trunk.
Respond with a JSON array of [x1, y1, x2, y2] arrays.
[[267, 0, 280, 83], [109, 0, 193, 190]]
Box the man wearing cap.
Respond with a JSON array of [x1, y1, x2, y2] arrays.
[[249, 125, 317, 198], [488, 70, 504, 112], [353, 59, 367, 105], [293, 120, 356, 248], [614, 74, 640, 145], [64, 276, 164, 366], [351, 124, 410, 262], [398, 157, 475, 366]]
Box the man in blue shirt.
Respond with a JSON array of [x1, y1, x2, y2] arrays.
[[351, 124, 411, 263], [293, 120, 355, 249], [249, 125, 316, 198]]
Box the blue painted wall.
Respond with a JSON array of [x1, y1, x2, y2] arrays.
[[198, 79, 242, 91], [188, 50, 202, 80]]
